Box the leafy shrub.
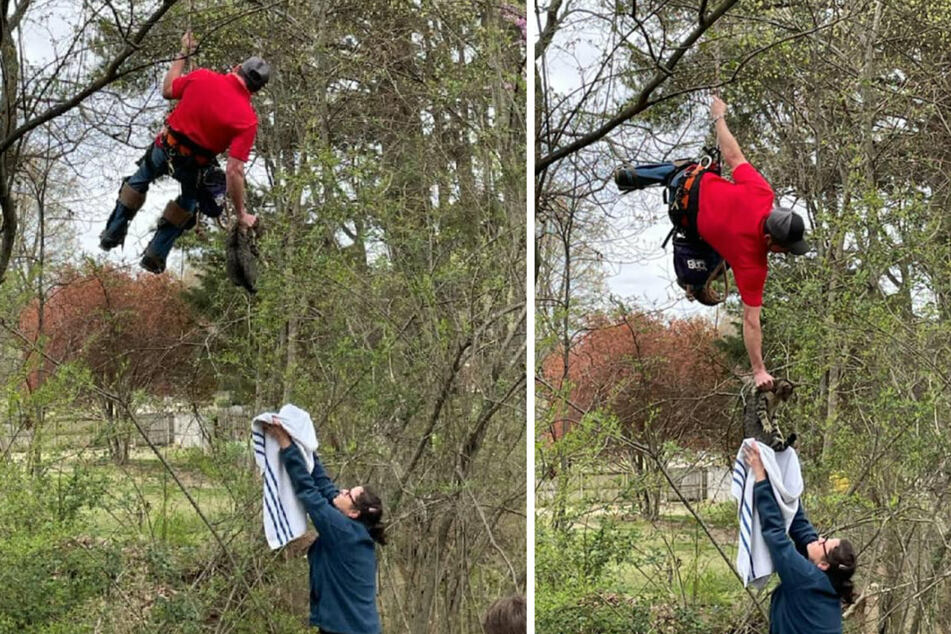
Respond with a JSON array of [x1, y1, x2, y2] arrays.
[[0, 461, 115, 629], [535, 520, 641, 590], [697, 501, 737, 529], [0, 531, 121, 630], [535, 594, 652, 634], [0, 462, 106, 533]]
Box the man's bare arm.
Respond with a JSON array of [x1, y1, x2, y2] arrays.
[[743, 302, 774, 391], [226, 156, 257, 228], [711, 96, 747, 171], [162, 32, 196, 99]]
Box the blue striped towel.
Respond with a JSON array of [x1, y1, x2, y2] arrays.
[[251, 404, 319, 550], [731, 439, 803, 589]]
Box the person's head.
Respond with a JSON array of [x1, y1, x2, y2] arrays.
[[233, 56, 270, 93], [482, 595, 526, 634], [333, 485, 386, 546], [806, 537, 857, 603], [765, 207, 809, 255]]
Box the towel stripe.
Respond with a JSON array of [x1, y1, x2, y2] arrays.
[[255, 457, 284, 545], [254, 448, 291, 544], [737, 459, 756, 582], [261, 446, 295, 542], [252, 429, 297, 545], [262, 451, 293, 544], [262, 494, 282, 545], [252, 429, 295, 543]]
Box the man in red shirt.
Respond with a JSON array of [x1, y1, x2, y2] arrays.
[[697, 97, 809, 391], [100, 32, 269, 274]]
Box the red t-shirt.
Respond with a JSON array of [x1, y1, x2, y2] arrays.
[[696, 163, 775, 307], [166, 69, 258, 162]]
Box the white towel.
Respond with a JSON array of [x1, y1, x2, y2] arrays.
[[730, 439, 804, 588], [251, 403, 319, 550]]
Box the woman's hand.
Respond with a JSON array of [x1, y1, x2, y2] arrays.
[[263, 416, 292, 449], [743, 441, 767, 482]]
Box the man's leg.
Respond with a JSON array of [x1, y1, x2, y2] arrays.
[[100, 144, 169, 250], [140, 161, 200, 273]]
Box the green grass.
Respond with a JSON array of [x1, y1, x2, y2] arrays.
[[34, 447, 246, 542]]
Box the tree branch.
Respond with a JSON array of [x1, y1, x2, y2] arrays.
[[535, 0, 740, 174]]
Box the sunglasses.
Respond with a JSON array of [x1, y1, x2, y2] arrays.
[[344, 489, 358, 507]]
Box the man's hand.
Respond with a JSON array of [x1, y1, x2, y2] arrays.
[[743, 441, 767, 482], [711, 95, 727, 120], [181, 31, 197, 56], [263, 417, 292, 449], [754, 369, 775, 392], [238, 212, 258, 230]]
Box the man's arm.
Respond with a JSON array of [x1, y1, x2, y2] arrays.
[[225, 156, 257, 228], [162, 32, 196, 99], [711, 96, 747, 171], [743, 303, 774, 391]]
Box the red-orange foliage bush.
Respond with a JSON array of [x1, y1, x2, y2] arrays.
[[540, 312, 735, 452], [20, 264, 211, 404]]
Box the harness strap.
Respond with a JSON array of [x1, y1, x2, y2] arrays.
[[661, 226, 676, 250], [702, 258, 730, 304], [162, 125, 216, 166]]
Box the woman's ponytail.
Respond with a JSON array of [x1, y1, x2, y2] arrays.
[[354, 487, 386, 546], [824, 539, 857, 604]]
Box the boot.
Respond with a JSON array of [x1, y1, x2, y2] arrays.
[[140, 246, 166, 274], [139, 201, 195, 274]]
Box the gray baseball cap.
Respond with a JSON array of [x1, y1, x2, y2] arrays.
[[765, 207, 809, 255], [238, 56, 270, 92]]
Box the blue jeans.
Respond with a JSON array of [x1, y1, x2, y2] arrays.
[[103, 142, 203, 261]]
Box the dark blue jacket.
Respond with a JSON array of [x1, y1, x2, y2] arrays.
[[279, 445, 381, 633], [753, 479, 842, 634]]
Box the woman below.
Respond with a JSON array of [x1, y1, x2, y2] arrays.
[[744, 442, 857, 634], [264, 419, 385, 634]]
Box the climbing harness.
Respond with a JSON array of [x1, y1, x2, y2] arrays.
[[161, 126, 216, 169], [615, 146, 731, 306], [662, 150, 718, 247]]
